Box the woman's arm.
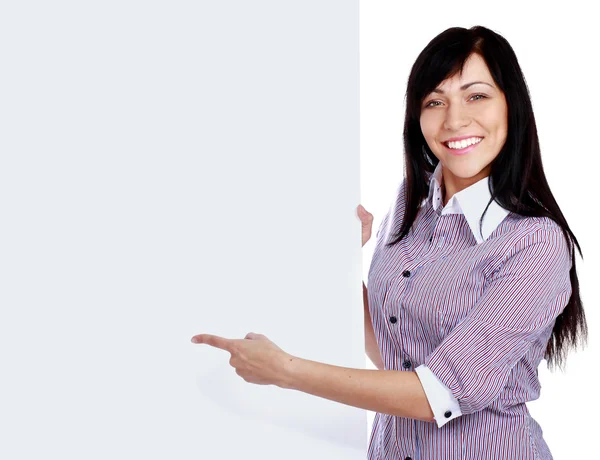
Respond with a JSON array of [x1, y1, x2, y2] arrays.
[[274, 283, 437, 423], [364, 281, 384, 370], [280, 353, 435, 423]]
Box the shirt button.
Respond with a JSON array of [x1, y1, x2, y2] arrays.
[[402, 270, 411, 277], [402, 360, 411, 369], [429, 236, 433, 243], [405, 457, 412, 460], [444, 410, 452, 418], [389, 316, 397, 324]]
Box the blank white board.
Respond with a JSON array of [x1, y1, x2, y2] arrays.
[[0, 1, 366, 458]]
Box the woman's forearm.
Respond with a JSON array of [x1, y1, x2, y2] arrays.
[[280, 355, 435, 423]]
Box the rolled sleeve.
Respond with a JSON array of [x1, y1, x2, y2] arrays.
[[415, 364, 462, 428], [423, 227, 572, 415]]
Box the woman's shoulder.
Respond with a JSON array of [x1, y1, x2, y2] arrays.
[[494, 213, 571, 265], [504, 213, 565, 239]]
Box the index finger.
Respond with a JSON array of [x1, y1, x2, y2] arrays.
[[191, 334, 232, 352]]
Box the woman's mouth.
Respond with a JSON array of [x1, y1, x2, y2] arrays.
[[443, 137, 484, 156]]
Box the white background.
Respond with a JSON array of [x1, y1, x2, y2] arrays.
[[0, 1, 597, 459], [360, 2, 598, 459]]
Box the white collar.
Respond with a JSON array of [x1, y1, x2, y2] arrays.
[[420, 161, 510, 244]]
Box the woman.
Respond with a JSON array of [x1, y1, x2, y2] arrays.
[[192, 25, 587, 459]]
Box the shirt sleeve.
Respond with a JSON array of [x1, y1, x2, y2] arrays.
[[415, 364, 462, 428], [422, 226, 572, 416]]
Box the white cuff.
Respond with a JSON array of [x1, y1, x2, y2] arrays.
[[415, 364, 462, 428]]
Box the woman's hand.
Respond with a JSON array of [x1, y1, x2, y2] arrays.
[[191, 332, 292, 387], [357, 204, 374, 247]]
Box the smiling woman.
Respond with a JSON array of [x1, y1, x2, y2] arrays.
[[190, 23, 587, 460], [365, 24, 587, 460]]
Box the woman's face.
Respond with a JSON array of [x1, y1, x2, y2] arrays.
[[419, 53, 508, 193]]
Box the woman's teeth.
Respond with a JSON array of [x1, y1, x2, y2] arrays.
[[445, 137, 483, 149]]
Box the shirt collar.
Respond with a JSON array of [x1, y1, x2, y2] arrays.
[[421, 161, 510, 244]]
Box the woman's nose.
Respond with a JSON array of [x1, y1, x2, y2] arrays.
[[443, 105, 471, 131]]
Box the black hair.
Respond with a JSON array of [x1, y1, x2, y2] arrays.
[[387, 25, 587, 372]]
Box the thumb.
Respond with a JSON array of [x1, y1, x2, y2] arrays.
[[357, 204, 374, 226]]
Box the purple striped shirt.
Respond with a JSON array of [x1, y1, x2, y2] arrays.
[[366, 163, 572, 460]]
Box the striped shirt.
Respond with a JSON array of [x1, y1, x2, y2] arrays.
[[366, 161, 572, 460]]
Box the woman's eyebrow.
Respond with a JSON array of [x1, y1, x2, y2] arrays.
[[432, 81, 495, 94]]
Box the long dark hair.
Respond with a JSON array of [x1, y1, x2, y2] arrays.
[[387, 25, 587, 372]]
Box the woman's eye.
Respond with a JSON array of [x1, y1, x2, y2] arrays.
[[471, 94, 487, 101], [424, 94, 487, 108]]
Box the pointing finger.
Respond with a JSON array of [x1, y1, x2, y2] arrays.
[[191, 334, 232, 352]]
